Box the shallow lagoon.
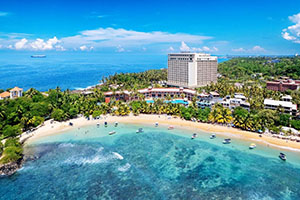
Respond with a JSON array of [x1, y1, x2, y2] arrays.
[[1, 123, 300, 200]]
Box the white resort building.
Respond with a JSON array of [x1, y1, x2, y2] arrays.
[[167, 53, 218, 88], [104, 87, 220, 105], [264, 95, 297, 116], [220, 93, 250, 111]]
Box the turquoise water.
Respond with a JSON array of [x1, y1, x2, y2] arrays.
[[146, 99, 189, 105], [1, 123, 300, 199]]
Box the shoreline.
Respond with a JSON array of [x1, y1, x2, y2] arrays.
[[21, 114, 300, 152]]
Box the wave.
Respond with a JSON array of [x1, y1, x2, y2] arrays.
[[58, 143, 75, 148], [118, 163, 131, 172], [112, 152, 124, 160], [64, 151, 123, 165], [72, 85, 95, 91]]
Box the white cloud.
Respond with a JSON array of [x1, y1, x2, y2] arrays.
[[252, 45, 265, 52], [178, 42, 218, 52], [180, 41, 190, 51], [79, 45, 94, 51], [168, 46, 175, 52], [79, 45, 88, 51], [15, 38, 28, 50], [1, 27, 213, 52], [282, 31, 296, 41], [282, 12, 300, 43], [116, 45, 125, 52], [232, 47, 246, 52], [232, 46, 265, 53], [0, 12, 9, 17], [61, 27, 212, 48], [12, 37, 63, 51], [202, 46, 218, 52]]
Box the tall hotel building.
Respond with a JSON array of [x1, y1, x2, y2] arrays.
[[167, 53, 218, 88]]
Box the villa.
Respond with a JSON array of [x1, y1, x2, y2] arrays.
[[0, 87, 23, 100], [0, 91, 10, 100], [10, 87, 23, 99]]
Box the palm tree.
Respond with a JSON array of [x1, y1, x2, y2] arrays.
[[180, 93, 185, 99], [208, 108, 219, 123], [217, 107, 232, 124], [166, 94, 172, 101], [25, 88, 40, 98]]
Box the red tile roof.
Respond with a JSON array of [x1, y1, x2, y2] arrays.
[[10, 87, 23, 92], [0, 91, 10, 98]]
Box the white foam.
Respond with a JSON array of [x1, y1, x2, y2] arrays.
[[58, 143, 75, 148], [118, 163, 131, 172], [64, 150, 122, 165], [65, 155, 109, 165], [112, 152, 124, 160], [250, 139, 300, 152]]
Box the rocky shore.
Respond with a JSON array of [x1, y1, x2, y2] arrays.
[[0, 158, 24, 176]]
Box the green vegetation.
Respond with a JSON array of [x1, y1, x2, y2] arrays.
[[219, 57, 300, 81], [1, 61, 300, 164], [99, 69, 167, 91], [0, 138, 22, 164]]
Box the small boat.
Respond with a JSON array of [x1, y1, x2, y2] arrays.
[[168, 125, 174, 130], [249, 143, 256, 149], [104, 122, 108, 127], [223, 138, 231, 144], [136, 128, 144, 133], [210, 134, 216, 139], [191, 133, 198, 139], [109, 131, 116, 135], [279, 153, 286, 161], [115, 122, 118, 127], [155, 122, 159, 127], [31, 54, 46, 58]]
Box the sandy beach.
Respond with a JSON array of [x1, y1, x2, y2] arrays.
[[21, 114, 300, 152]]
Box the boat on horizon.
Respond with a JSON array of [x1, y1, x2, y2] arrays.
[[31, 55, 46, 58]]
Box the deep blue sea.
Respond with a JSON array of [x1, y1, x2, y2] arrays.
[[0, 52, 228, 91], [0, 123, 299, 200]]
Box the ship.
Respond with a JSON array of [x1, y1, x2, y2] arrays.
[[31, 55, 46, 58]]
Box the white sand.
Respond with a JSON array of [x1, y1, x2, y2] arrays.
[[21, 114, 300, 152]]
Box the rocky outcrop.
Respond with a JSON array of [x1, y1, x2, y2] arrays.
[[0, 158, 23, 176]]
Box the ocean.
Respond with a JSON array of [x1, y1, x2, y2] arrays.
[[0, 52, 228, 91], [0, 123, 299, 200]]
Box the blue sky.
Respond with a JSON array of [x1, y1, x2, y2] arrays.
[[1, 0, 300, 55]]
